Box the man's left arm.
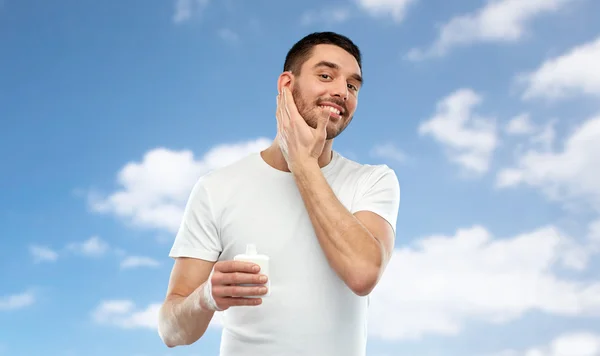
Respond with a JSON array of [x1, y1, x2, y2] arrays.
[[293, 160, 400, 296]]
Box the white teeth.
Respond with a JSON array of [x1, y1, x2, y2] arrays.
[[320, 105, 341, 115]]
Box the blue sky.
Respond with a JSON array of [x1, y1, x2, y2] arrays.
[[2, 0, 600, 355]]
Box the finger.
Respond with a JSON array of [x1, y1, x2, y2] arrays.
[[276, 93, 290, 151], [275, 92, 282, 121], [213, 284, 268, 298], [220, 297, 263, 307], [214, 260, 260, 274], [282, 87, 294, 125], [215, 271, 268, 286], [316, 111, 331, 137], [276, 93, 286, 131]]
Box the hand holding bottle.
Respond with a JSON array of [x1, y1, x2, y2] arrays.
[[199, 260, 269, 311]]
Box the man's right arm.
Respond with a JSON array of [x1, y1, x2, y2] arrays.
[[158, 175, 268, 347], [158, 174, 222, 347], [158, 257, 216, 347], [158, 256, 268, 347]]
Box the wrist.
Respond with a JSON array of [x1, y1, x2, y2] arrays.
[[196, 270, 222, 312], [195, 282, 211, 311], [290, 157, 319, 175]]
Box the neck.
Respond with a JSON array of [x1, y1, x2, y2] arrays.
[[261, 139, 334, 172]]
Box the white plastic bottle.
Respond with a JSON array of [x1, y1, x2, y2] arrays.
[[233, 243, 270, 297]]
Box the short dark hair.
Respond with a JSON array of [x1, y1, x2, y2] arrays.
[[283, 32, 362, 76]]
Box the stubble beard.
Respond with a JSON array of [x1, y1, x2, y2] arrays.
[[291, 85, 353, 140]]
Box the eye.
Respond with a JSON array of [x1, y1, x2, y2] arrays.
[[320, 74, 332, 80], [347, 83, 358, 91]]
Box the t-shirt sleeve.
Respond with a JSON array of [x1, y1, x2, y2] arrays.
[[168, 176, 222, 262], [351, 165, 401, 234]]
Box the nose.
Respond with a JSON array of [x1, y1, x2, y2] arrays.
[[331, 79, 349, 101]]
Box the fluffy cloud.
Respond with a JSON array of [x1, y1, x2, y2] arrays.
[[590, 219, 600, 243], [518, 36, 600, 100], [368, 223, 600, 340], [120, 256, 161, 269], [419, 88, 498, 175], [496, 116, 600, 212], [0, 291, 35, 311], [407, 0, 575, 60], [29, 245, 59, 263], [356, 0, 416, 22], [92, 300, 160, 329], [300, 7, 351, 26], [66, 236, 109, 258], [491, 331, 600, 356], [28, 236, 160, 270], [29, 236, 111, 263], [370, 142, 407, 163], [173, 0, 209, 23], [505, 113, 537, 135], [89, 138, 271, 234]]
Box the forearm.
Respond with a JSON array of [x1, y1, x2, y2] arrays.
[[158, 282, 215, 347], [292, 160, 384, 296]]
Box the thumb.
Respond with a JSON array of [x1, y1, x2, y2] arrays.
[[317, 111, 331, 137]]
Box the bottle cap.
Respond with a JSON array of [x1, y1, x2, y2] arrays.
[[246, 244, 257, 255]]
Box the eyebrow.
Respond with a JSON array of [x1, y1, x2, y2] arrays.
[[313, 60, 363, 85]]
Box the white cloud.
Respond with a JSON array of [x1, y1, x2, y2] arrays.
[[406, 0, 575, 60], [89, 138, 271, 234], [173, 0, 193, 23], [370, 142, 407, 163], [528, 119, 557, 152], [590, 219, 600, 244], [66, 236, 109, 257], [120, 256, 161, 269], [92, 300, 160, 329], [300, 7, 351, 26], [0, 291, 35, 311], [29, 245, 58, 263], [496, 116, 600, 212], [491, 331, 600, 356], [355, 0, 416, 22], [92, 299, 222, 330], [29, 237, 114, 265], [368, 224, 600, 340], [419, 88, 498, 175], [518, 36, 600, 100], [506, 113, 536, 135], [173, 0, 209, 24]]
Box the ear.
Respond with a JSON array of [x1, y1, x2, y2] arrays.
[[277, 71, 294, 94]]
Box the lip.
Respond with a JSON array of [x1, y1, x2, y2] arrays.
[[319, 102, 345, 115]]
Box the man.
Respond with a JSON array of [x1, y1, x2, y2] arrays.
[[157, 31, 400, 356]]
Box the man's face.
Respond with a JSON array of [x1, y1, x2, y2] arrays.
[[290, 44, 362, 140]]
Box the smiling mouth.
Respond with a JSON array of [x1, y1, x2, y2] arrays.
[[319, 105, 343, 117]]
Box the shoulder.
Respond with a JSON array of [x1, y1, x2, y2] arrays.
[[334, 152, 401, 231]]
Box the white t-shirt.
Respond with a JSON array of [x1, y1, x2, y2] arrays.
[[169, 150, 400, 356]]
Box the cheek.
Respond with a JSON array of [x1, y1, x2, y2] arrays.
[[347, 98, 358, 114]]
